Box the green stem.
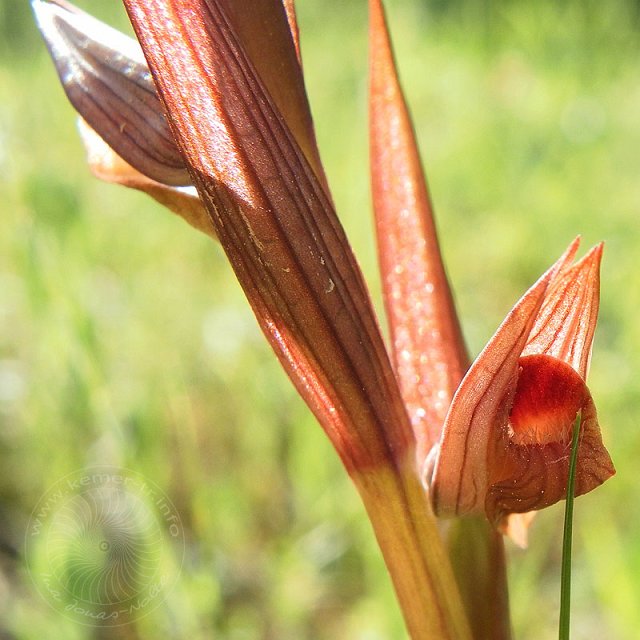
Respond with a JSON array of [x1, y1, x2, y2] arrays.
[[445, 516, 512, 640], [444, 517, 512, 640], [356, 463, 472, 640], [559, 412, 582, 640]]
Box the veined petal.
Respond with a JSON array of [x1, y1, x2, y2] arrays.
[[430, 241, 613, 529], [523, 243, 602, 379], [33, 0, 189, 186], [368, 0, 467, 466], [429, 265, 551, 517]]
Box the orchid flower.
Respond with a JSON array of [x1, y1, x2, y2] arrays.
[[33, 0, 614, 637], [427, 238, 615, 546]]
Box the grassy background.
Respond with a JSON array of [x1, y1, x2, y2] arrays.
[[2, 0, 640, 638]]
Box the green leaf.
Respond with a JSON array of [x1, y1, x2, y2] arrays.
[[559, 412, 582, 639]]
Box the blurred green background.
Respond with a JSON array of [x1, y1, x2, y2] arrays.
[[1, 0, 639, 638]]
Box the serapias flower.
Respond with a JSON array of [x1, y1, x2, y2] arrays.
[[427, 238, 615, 545]]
